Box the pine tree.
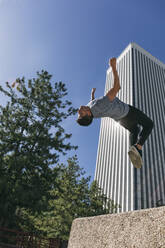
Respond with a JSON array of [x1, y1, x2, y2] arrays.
[[28, 156, 119, 241], [0, 71, 77, 228]]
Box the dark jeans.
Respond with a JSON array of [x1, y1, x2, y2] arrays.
[[119, 105, 154, 146]]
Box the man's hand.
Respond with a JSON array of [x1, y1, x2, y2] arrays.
[[106, 58, 121, 101], [91, 88, 96, 100], [109, 57, 117, 69]]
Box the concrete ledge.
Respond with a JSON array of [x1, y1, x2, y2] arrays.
[[68, 206, 165, 248]]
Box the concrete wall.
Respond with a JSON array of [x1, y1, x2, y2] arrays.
[[68, 206, 165, 248]]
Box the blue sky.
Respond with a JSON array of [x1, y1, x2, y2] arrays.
[[0, 0, 165, 181]]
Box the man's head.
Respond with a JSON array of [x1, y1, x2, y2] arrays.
[[77, 106, 93, 126]]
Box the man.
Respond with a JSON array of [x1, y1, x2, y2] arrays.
[[77, 58, 154, 169]]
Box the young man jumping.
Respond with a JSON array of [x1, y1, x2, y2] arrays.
[[77, 57, 154, 169]]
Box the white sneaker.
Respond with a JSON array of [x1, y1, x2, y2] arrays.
[[128, 145, 143, 169]]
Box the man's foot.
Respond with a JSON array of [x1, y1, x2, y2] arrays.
[[128, 145, 143, 168]]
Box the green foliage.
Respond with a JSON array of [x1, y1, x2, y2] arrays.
[[0, 71, 119, 241], [22, 156, 119, 241], [0, 71, 77, 228]]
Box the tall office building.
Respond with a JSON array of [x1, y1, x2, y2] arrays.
[[95, 43, 165, 212]]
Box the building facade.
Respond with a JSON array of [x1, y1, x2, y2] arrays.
[[95, 43, 165, 212]]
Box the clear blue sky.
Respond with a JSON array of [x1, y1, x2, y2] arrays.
[[0, 0, 165, 181]]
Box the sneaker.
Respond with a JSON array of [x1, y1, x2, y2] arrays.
[[128, 145, 143, 169]]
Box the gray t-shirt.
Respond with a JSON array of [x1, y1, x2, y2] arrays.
[[87, 95, 129, 121]]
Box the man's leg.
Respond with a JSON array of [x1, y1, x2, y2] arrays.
[[119, 111, 142, 168], [119, 107, 141, 145], [128, 108, 154, 168], [136, 114, 154, 147], [119, 105, 154, 168], [129, 125, 141, 146], [127, 125, 143, 168]]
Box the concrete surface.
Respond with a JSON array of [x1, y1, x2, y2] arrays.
[[68, 206, 165, 248]]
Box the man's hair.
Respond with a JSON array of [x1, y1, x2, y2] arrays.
[[77, 115, 93, 126]]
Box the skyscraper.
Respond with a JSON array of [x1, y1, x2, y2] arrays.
[[95, 43, 165, 212]]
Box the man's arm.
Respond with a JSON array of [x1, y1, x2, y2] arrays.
[[91, 88, 96, 100], [106, 58, 121, 101]]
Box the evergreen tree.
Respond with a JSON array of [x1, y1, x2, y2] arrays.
[[0, 71, 77, 228], [27, 156, 119, 241]]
